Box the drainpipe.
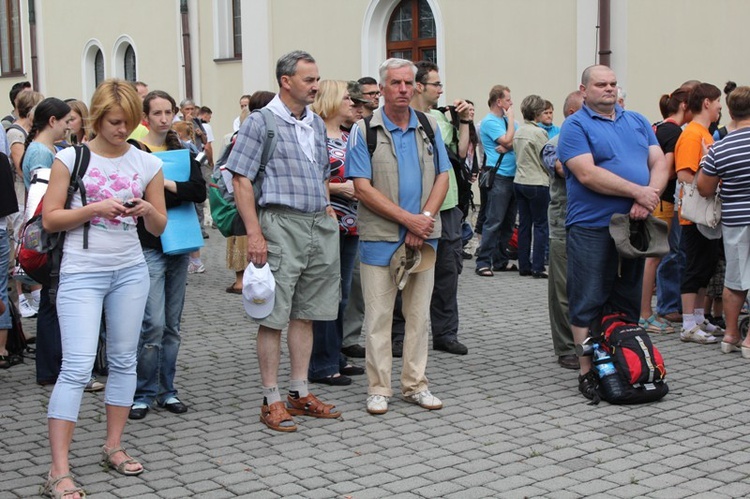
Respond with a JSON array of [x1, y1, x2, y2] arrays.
[[598, 0, 611, 67], [28, 0, 39, 89], [180, 0, 193, 98]]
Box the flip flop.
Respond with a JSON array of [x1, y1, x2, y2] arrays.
[[493, 263, 518, 272], [475, 267, 494, 277], [225, 285, 242, 294]]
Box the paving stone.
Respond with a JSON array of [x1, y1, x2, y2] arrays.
[[3, 232, 749, 498]]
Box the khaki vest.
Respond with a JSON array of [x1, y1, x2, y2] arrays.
[[356, 109, 442, 241]]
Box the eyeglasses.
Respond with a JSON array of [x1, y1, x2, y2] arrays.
[[362, 91, 381, 97], [423, 82, 443, 89]]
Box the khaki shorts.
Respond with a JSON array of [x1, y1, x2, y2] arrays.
[[257, 206, 340, 330]]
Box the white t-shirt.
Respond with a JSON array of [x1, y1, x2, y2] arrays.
[[57, 145, 162, 274], [203, 122, 215, 143]]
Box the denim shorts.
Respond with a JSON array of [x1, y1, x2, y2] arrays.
[[567, 225, 643, 327]]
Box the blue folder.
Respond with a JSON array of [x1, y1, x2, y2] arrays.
[[154, 150, 204, 255]]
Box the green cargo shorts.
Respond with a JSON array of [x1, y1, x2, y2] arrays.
[[257, 206, 341, 330]]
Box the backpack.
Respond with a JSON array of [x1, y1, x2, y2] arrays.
[[208, 108, 277, 237], [590, 312, 669, 404], [18, 145, 91, 304]]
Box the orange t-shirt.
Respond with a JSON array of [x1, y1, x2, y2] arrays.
[[674, 121, 713, 225]]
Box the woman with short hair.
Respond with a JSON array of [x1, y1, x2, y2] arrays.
[[42, 79, 167, 498], [512, 94, 551, 278]]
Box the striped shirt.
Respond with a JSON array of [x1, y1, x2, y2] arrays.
[[226, 105, 329, 213], [701, 127, 750, 226]]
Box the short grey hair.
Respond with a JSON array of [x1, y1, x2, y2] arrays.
[[378, 58, 417, 85], [276, 50, 316, 86], [179, 98, 195, 108], [520, 95, 547, 121]]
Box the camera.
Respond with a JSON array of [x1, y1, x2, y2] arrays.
[[123, 200, 137, 208]]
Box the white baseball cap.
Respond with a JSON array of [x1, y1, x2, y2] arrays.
[[242, 263, 276, 319]]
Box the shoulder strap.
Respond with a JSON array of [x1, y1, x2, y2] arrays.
[[48, 145, 91, 306], [257, 108, 278, 173], [127, 138, 150, 152], [415, 110, 436, 147], [365, 115, 376, 158], [8, 123, 27, 138], [68, 145, 91, 248]]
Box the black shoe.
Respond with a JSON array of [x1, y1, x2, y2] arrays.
[[434, 339, 468, 355], [532, 272, 548, 279], [202, 231, 209, 239], [578, 370, 600, 402], [461, 250, 472, 260], [558, 354, 580, 370], [392, 340, 403, 358], [160, 398, 188, 414], [341, 344, 366, 358], [519, 270, 532, 277], [340, 364, 365, 376], [129, 406, 149, 420], [310, 374, 352, 385]]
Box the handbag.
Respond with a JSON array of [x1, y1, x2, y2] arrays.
[[479, 152, 505, 190], [679, 176, 721, 228]]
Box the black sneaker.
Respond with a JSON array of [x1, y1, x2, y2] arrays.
[[461, 250, 472, 260], [392, 340, 403, 358], [341, 344, 366, 358], [578, 370, 599, 402], [434, 339, 468, 355]]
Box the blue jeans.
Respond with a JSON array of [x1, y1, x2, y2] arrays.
[[134, 249, 190, 406], [567, 226, 643, 327], [310, 233, 359, 379], [48, 263, 149, 422], [656, 212, 684, 315], [476, 176, 516, 270], [514, 184, 549, 274], [0, 229, 11, 330]]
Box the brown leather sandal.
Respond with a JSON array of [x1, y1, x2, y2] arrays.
[[260, 401, 298, 432], [286, 393, 342, 419]]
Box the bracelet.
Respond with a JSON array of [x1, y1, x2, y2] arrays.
[[459, 119, 472, 124]]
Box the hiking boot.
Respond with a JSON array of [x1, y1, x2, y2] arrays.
[[578, 370, 598, 400]]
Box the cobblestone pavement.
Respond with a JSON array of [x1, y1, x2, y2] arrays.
[[3, 227, 750, 498]]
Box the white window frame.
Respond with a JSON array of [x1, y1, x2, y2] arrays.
[[112, 35, 138, 81], [82, 39, 105, 103]]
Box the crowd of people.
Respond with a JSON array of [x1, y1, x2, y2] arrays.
[[1, 50, 749, 498]]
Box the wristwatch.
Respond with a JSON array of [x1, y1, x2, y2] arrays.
[[422, 211, 432, 218]]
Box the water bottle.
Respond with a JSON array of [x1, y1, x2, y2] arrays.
[[593, 343, 624, 400]]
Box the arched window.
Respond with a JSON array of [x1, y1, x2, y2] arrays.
[[94, 48, 104, 87], [386, 0, 436, 62], [124, 45, 136, 81]]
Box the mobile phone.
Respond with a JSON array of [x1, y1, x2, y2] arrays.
[[123, 200, 137, 208]]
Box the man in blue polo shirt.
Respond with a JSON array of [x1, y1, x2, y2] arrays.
[[557, 65, 667, 401], [347, 58, 449, 415]]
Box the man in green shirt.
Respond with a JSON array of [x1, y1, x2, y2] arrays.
[[409, 60, 471, 355]]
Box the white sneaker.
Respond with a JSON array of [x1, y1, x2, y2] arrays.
[[366, 395, 389, 414], [403, 390, 443, 410], [680, 325, 718, 344], [18, 298, 37, 318], [187, 261, 205, 274]]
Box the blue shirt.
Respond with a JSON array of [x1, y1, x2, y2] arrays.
[[558, 104, 657, 228], [701, 127, 750, 226], [22, 141, 56, 189], [480, 113, 518, 177], [0, 127, 8, 156], [347, 108, 450, 266]]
